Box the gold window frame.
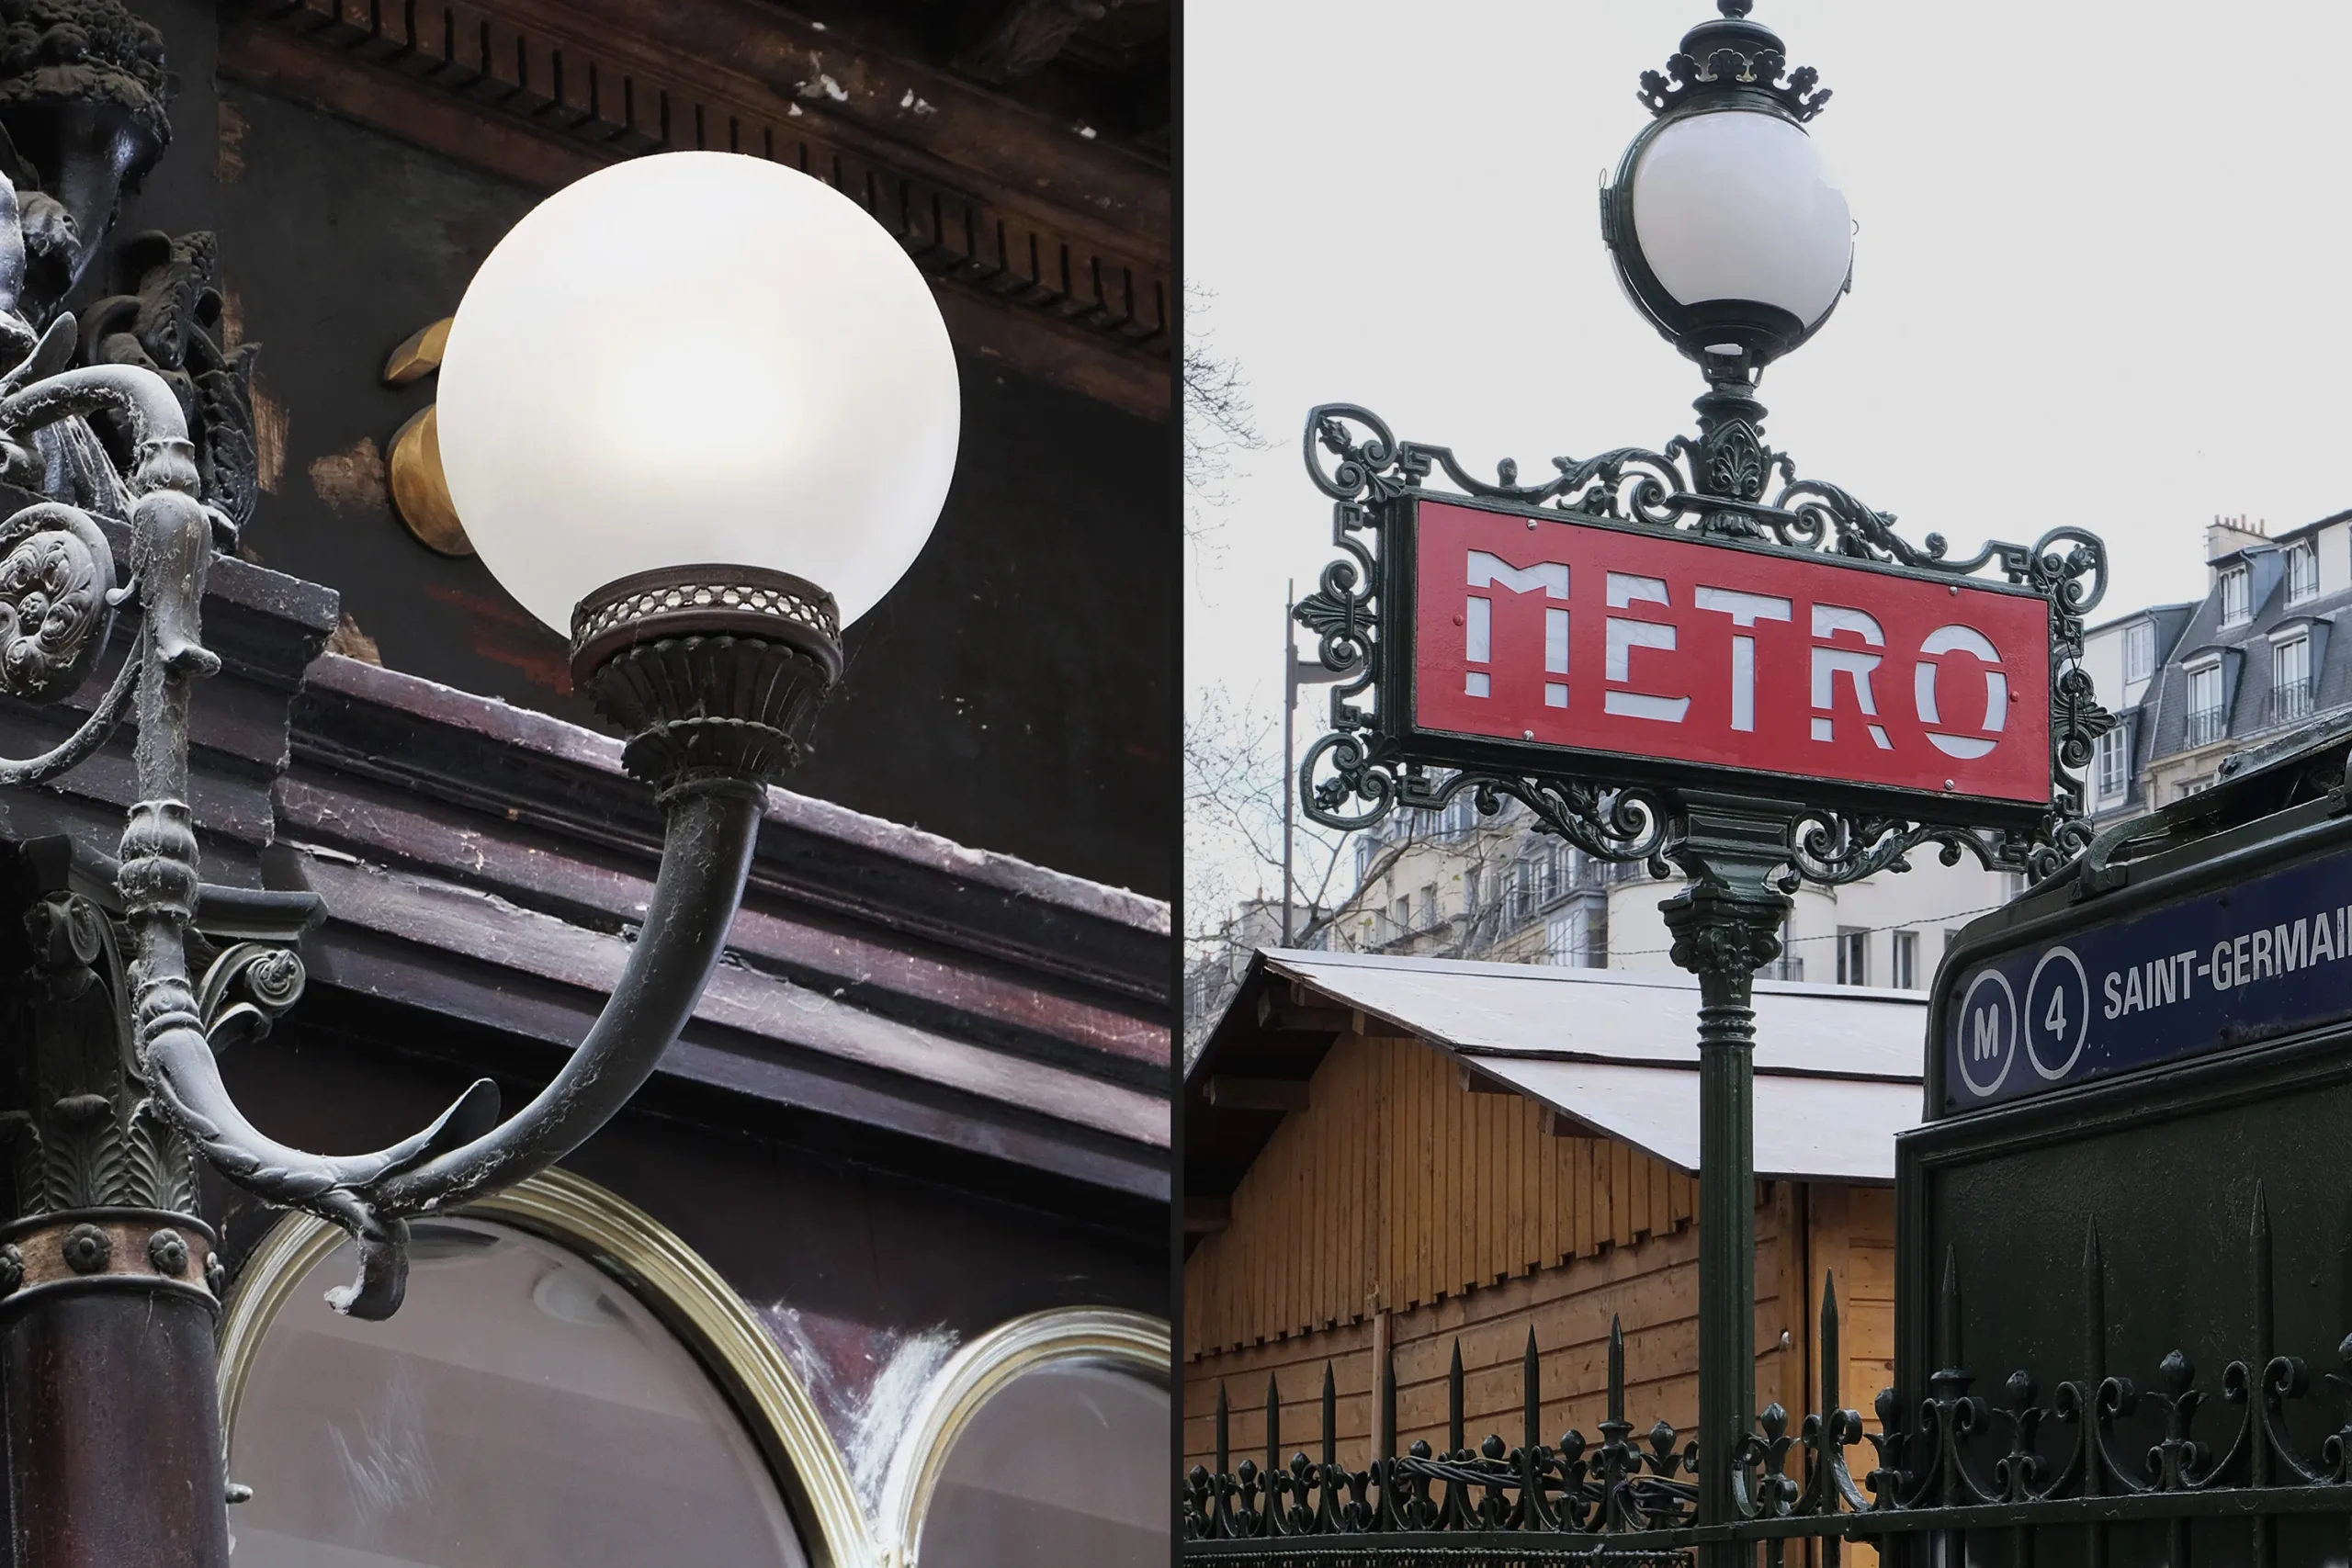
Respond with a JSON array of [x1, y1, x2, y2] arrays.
[[216, 1167, 878, 1568], [877, 1305, 1171, 1568]]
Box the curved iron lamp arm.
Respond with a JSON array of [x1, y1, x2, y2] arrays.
[[0, 347, 842, 1320], [143, 784, 763, 1318]]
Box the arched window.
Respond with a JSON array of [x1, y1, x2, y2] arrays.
[[883, 1309, 1169, 1568], [218, 1170, 870, 1568]]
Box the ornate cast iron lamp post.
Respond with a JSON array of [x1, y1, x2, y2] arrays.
[[1601, 2, 1850, 1547], [0, 146, 957, 1566], [1292, 5, 2111, 1561]]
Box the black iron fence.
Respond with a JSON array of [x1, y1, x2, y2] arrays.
[[1183, 1191, 2352, 1566]]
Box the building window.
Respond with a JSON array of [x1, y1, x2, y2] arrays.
[[1544, 908, 1589, 967], [1836, 928, 1867, 987], [2290, 541, 2320, 604], [2220, 566, 2251, 627], [2186, 660, 2225, 746], [1892, 931, 1918, 991], [2124, 620, 2155, 683], [1354, 830, 1381, 884], [2269, 634, 2313, 727], [1464, 865, 1481, 916], [2092, 724, 2130, 806], [219, 1174, 832, 1568], [1389, 897, 1409, 939], [1415, 884, 1437, 931], [1539, 842, 1572, 905], [903, 1318, 1170, 1568]]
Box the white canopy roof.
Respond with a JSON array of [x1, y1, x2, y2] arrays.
[[1255, 950, 1926, 1184]]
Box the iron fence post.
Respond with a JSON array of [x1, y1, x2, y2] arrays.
[[1660, 793, 1793, 1564]]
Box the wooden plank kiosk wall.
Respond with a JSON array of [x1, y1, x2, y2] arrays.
[[1182, 1030, 1895, 1494]]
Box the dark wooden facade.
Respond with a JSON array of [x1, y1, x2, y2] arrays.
[[0, 0, 1172, 1557], [123, 0, 1173, 897], [0, 513, 1172, 1514]]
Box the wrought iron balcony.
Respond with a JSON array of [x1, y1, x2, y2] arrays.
[[2185, 704, 2228, 748], [2265, 680, 2314, 728]]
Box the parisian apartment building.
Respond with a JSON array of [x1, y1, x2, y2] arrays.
[[1190, 510, 2352, 1022]]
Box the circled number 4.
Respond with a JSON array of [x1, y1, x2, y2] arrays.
[[2045, 988, 2065, 1037]]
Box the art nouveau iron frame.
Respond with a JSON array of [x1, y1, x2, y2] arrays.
[[1293, 397, 2115, 891]]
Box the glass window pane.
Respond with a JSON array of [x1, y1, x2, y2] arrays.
[[228, 1220, 807, 1568], [917, 1363, 1168, 1568]]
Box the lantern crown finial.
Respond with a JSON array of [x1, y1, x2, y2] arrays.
[[1637, 6, 1831, 122]]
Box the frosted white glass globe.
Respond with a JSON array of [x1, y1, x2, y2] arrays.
[[436, 152, 961, 635], [1630, 110, 1851, 330]]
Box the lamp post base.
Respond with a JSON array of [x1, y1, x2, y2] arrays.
[[0, 1213, 230, 1568]]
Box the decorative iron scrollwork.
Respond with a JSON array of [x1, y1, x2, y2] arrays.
[[1292, 398, 2116, 892], [0, 498, 110, 696], [80, 231, 264, 539], [195, 942, 304, 1056], [1637, 45, 1829, 125], [0, 156, 789, 1322]]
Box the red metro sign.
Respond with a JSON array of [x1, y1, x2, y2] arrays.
[[1409, 499, 2052, 808]]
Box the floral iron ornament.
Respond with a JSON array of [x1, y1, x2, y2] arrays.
[[1293, 391, 2115, 891], [0, 178, 835, 1322]]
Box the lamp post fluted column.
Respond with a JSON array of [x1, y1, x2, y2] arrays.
[[1659, 797, 1791, 1554]]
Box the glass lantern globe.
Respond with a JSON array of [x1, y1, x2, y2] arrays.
[[1612, 107, 1851, 367], [435, 151, 961, 636]]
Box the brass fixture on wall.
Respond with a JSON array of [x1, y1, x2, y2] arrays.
[[383, 316, 470, 556]]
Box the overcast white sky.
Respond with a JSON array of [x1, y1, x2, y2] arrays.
[[1184, 0, 2352, 915]]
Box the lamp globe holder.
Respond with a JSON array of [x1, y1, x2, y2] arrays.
[[1600, 0, 1851, 379], [434, 151, 962, 799], [568, 565, 844, 797]]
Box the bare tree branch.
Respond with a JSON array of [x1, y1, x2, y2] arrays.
[[1182, 283, 1268, 541]]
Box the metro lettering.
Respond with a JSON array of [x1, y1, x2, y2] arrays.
[[1464, 551, 1569, 705], [1603, 574, 1688, 723], [1412, 502, 2052, 805]]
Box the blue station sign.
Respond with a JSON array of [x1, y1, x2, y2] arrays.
[[1940, 844, 2352, 1111]]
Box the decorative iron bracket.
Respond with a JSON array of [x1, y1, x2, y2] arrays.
[[0, 168, 815, 1320]]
